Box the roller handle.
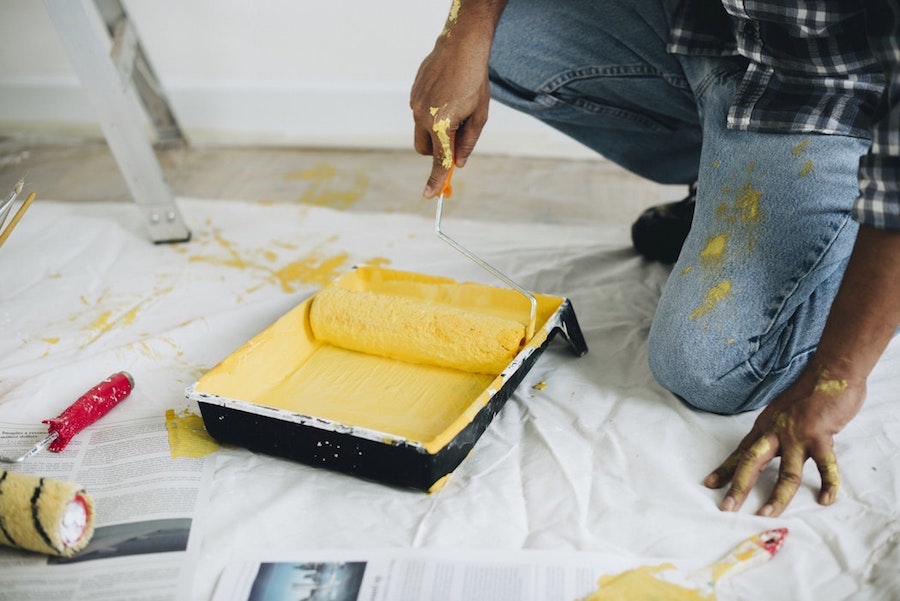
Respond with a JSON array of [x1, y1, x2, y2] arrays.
[[42, 372, 134, 452]]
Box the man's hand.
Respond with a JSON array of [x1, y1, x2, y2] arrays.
[[706, 224, 900, 516], [704, 364, 865, 517], [409, 1, 508, 197]]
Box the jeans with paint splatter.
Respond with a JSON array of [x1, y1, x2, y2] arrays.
[[488, 0, 870, 414]]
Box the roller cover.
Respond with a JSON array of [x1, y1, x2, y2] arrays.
[[0, 470, 95, 557], [309, 287, 526, 374]]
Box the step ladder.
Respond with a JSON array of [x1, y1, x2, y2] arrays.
[[43, 0, 191, 243]]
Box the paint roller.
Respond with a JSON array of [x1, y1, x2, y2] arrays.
[[309, 168, 537, 375], [0, 372, 133, 556]]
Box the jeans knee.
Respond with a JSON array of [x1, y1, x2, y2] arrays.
[[647, 323, 758, 415]]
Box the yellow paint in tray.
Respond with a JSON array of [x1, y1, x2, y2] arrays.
[[195, 266, 563, 453]]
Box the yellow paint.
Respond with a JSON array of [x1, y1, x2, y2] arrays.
[[164, 409, 219, 459], [428, 474, 451, 493], [195, 266, 562, 453], [690, 280, 731, 320], [284, 163, 368, 209], [735, 182, 762, 224], [533, 381, 548, 391], [700, 234, 728, 265], [430, 106, 454, 169], [814, 368, 847, 394], [441, 0, 462, 36], [791, 140, 810, 156], [710, 159, 721, 169], [799, 160, 814, 177], [581, 564, 711, 601], [681, 265, 694, 275], [365, 256, 392, 267], [188, 227, 348, 293], [42, 337, 59, 344], [272, 252, 349, 291]]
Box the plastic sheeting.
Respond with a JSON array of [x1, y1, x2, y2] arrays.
[[0, 198, 897, 600]]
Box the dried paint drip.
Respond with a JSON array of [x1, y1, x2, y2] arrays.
[[164, 409, 219, 459]]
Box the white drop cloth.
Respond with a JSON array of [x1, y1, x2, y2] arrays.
[[0, 198, 897, 600]]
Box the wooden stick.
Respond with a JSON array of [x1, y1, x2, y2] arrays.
[[0, 192, 36, 248]]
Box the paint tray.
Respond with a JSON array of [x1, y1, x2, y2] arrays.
[[186, 266, 587, 491]]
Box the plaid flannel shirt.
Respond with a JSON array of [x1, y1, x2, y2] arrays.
[[669, 0, 900, 230]]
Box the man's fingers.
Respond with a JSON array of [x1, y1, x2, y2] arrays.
[[704, 452, 740, 489], [424, 157, 452, 199], [719, 436, 776, 512], [413, 126, 434, 159], [815, 451, 841, 505], [757, 447, 805, 517]]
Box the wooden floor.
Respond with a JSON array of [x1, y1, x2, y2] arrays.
[[0, 132, 684, 234]]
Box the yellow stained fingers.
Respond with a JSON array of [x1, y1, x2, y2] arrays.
[[720, 436, 774, 511], [430, 106, 454, 169], [758, 447, 805, 517], [816, 452, 841, 505]]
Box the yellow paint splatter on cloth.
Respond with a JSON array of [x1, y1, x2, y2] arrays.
[[165, 409, 219, 459], [580, 564, 712, 601], [186, 227, 349, 293], [284, 163, 368, 209]]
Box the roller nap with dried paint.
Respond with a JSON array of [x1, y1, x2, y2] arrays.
[[308, 168, 536, 375], [0, 373, 133, 556], [0, 471, 95, 557]]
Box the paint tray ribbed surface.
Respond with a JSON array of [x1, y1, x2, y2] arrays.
[[186, 266, 587, 491]]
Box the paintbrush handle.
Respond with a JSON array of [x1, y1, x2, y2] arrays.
[[42, 372, 135, 452]]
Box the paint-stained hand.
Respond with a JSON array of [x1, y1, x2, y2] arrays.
[[704, 364, 865, 517], [410, 18, 494, 198]]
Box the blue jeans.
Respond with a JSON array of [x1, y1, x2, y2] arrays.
[[489, 0, 870, 414]]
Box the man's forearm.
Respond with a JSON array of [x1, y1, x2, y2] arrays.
[[812, 224, 900, 385]]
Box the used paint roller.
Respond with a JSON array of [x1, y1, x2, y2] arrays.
[[0, 471, 95, 557], [309, 168, 537, 375], [0, 372, 133, 556], [0, 371, 134, 463]]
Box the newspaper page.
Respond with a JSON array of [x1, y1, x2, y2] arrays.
[[212, 548, 644, 601], [0, 416, 214, 601]]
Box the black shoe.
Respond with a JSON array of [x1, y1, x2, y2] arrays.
[[630, 182, 697, 264]]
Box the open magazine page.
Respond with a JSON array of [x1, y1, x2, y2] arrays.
[[213, 548, 640, 601], [0, 417, 214, 601]]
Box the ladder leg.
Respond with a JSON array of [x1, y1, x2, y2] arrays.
[[43, 0, 191, 243]]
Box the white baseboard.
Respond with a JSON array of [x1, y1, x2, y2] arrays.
[[0, 77, 600, 160]]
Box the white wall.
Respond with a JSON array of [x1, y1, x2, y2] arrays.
[[0, 0, 595, 159]]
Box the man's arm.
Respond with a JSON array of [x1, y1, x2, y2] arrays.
[[706, 224, 900, 516], [410, 0, 509, 197]]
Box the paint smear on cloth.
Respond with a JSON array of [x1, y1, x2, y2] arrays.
[[580, 564, 711, 601], [165, 409, 219, 458], [181, 226, 349, 293]]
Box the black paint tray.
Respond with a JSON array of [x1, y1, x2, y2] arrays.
[[186, 266, 587, 492]]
